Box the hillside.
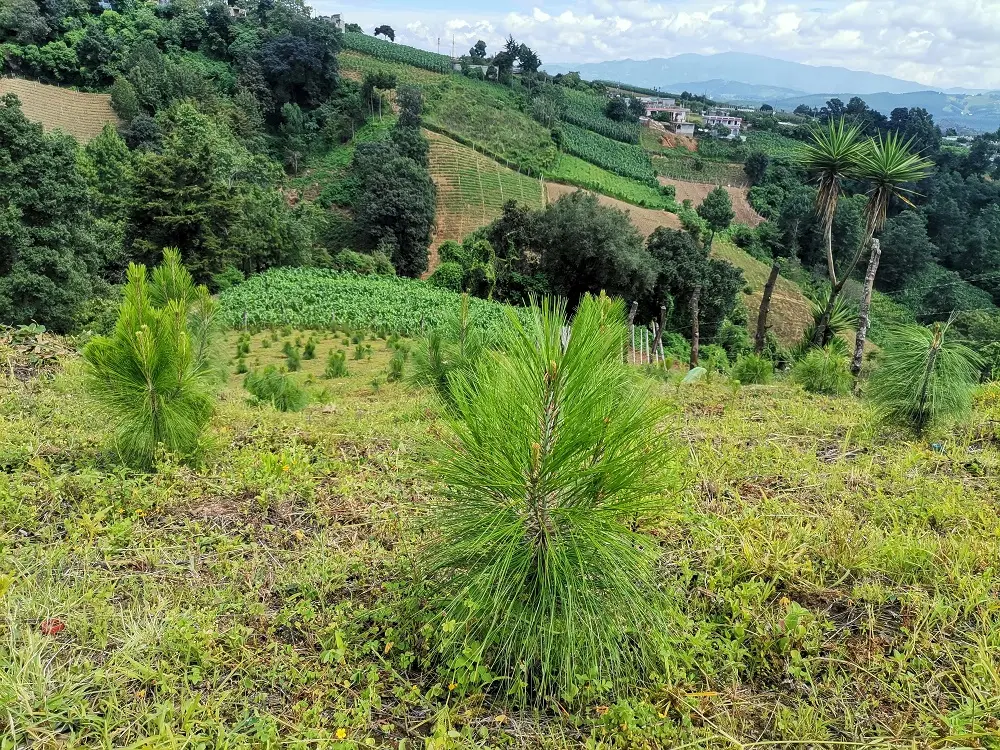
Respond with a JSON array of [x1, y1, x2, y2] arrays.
[[425, 129, 544, 264], [0, 78, 117, 141]]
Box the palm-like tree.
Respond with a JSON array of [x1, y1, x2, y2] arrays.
[[850, 133, 933, 374], [795, 118, 865, 345]]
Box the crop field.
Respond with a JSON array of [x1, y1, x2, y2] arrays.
[[337, 50, 446, 86], [217, 267, 519, 337], [341, 33, 454, 74], [745, 130, 805, 159], [560, 88, 640, 143], [659, 177, 764, 225], [545, 182, 681, 235], [4, 322, 1000, 746], [0, 77, 118, 141], [546, 152, 678, 209], [561, 122, 658, 184], [425, 130, 543, 255], [653, 154, 750, 186]]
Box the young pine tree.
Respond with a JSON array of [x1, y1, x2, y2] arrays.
[[83, 249, 218, 468], [426, 294, 678, 703], [867, 320, 983, 432]]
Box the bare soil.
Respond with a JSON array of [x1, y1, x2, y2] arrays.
[[658, 177, 764, 226]]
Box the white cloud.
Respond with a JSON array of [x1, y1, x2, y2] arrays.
[[321, 0, 1000, 88]]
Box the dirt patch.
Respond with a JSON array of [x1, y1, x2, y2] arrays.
[[544, 182, 682, 237], [660, 132, 697, 152], [658, 177, 764, 226]]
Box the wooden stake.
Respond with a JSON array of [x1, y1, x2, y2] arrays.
[[690, 285, 701, 368]]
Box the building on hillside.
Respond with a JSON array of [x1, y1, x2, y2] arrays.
[[97, 0, 112, 10], [226, 0, 248, 18], [703, 113, 743, 136], [317, 13, 342, 29], [640, 96, 694, 134]]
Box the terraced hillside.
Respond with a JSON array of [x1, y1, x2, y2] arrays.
[[0, 78, 117, 141], [426, 130, 544, 262]]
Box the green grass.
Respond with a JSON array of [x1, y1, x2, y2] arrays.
[[3, 332, 1000, 745], [546, 153, 676, 209], [217, 268, 521, 337]]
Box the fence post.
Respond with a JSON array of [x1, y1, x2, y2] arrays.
[[690, 285, 701, 368]]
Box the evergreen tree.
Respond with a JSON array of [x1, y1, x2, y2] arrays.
[[696, 186, 735, 248]]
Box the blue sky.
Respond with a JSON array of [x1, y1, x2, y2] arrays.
[[312, 0, 1000, 90]]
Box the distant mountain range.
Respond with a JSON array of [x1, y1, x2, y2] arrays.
[[542, 53, 1000, 133]]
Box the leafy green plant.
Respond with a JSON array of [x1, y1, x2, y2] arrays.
[[867, 320, 982, 432], [730, 353, 773, 385], [792, 346, 853, 395], [244, 366, 309, 412], [82, 249, 218, 469], [324, 350, 349, 378], [426, 294, 677, 703]]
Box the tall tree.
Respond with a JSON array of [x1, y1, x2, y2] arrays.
[[696, 186, 734, 249]]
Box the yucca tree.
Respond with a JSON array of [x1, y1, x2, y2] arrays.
[[850, 134, 933, 374], [83, 251, 218, 468], [426, 294, 677, 703], [795, 119, 865, 346], [867, 319, 982, 433]]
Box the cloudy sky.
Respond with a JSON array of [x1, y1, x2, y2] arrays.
[[313, 0, 1000, 90]]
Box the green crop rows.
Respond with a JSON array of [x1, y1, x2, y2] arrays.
[[561, 89, 640, 144], [218, 268, 521, 337], [652, 155, 749, 186], [342, 33, 454, 73], [744, 130, 804, 159], [560, 123, 657, 185]]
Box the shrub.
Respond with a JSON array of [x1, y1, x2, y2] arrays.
[[324, 350, 348, 378], [426, 294, 677, 703], [330, 249, 396, 276], [792, 346, 852, 395], [244, 366, 309, 412], [428, 261, 464, 292], [867, 321, 982, 432], [730, 353, 773, 384], [303, 339, 316, 360], [353, 343, 365, 360], [235, 357, 249, 374], [82, 249, 218, 469], [714, 319, 751, 360]]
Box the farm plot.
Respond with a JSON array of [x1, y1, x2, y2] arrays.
[[426, 129, 544, 258], [658, 177, 764, 226], [0, 78, 118, 141]]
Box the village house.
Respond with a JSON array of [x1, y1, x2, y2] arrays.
[[640, 97, 695, 135]]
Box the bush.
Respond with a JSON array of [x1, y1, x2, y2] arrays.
[[792, 346, 852, 395], [867, 321, 982, 432], [324, 350, 348, 378], [82, 250, 218, 469], [303, 339, 316, 360], [714, 319, 751, 359], [428, 261, 464, 292], [730, 353, 773, 385], [244, 366, 309, 412], [427, 294, 677, 703], [330, 249, 395, 276]]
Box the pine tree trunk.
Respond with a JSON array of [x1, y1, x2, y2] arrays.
[[755, 261, 780, 354], [690, 285, 701, 368], [851, 238, 881, 376]]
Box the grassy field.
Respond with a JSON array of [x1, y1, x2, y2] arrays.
[[425, 130, 544, 253], [0, 77, 118, 141], [712, 237, 813, 345], [3, 325, 1000, 746], [652, 154, 749, 186]]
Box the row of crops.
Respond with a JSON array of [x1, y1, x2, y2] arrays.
[[560, 90, 640, 144], [341, 33, 454, 73], [652, 155, 748, 186], [744, 130, 805, 159], [560, 123, 657, 185], [218, 268, 521, 338]]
